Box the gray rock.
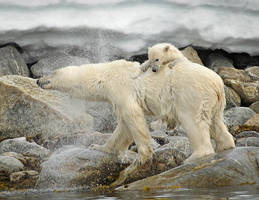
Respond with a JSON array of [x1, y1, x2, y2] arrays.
[[236, 137, 259, 147], [0, 46, 30, 77], [0, 156, 24, 175], [167, 126, 186, 137], [206, 53, 233, 72], [118, 147, 259, 190], [0, 152, 27, 165], [163, 136, 192, 158], [224, 107, 256, 128], [150, 130, 169, 145], [45, 132, 112, 150], [0, 75, 94, 146], [30, 52, 90, 78], [236, 131, 259, 139], [83, 101, 117, 133], [36, 146, 125, 190], [0, 137, 50, 159], [224, 85, 241, 110]]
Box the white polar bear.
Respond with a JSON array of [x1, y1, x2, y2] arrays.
[[37, 43, 235, 185]]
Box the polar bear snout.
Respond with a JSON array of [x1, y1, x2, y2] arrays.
[[152, 65, 159, 72], [37, 78, 51, 89]]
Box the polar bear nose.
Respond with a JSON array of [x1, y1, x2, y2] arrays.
[[152, 68, 157, 72]]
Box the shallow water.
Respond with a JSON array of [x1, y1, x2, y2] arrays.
[[0, 186, 258, 200]]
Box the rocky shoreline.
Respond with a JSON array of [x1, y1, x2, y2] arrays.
[[0, 42, 258, 192]]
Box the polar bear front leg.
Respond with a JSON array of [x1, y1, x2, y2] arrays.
[[179, 113, 215, 164]]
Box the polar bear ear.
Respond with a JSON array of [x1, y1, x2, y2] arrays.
[[163, 45, 170, 52]]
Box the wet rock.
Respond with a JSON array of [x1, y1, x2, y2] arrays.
[[30, 52, 90, 78], [236, 137, 259, 147], [224, 79, 259, 105], [0, 46, 29, 77], [224, 107, 256, 128], [37, 146, 126, 190], [245, 66, 259, 80], [236, 131, 259, 139], [118, 147, 259, 190], [0, 156, 24, 175], [10, 170, 39, 183], [206, 53, 234, 72], [250, 101, 259, 113], [0, 75, 94, 146], [0, 137, 50, 159], [224, 86, 241, 109], [181, 46, 203, 65]]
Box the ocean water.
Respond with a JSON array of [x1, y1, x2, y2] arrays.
[[0, 186, 259, 200], [0, 0, 259, 55]]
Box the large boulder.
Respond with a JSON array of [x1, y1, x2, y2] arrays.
[[206, 53, 234, 72], [30, 52, 90, 78], [0, 46, 29, 77], [0, 137, 50, 159], [224, 107, 256, 129], [118, 147, 259, 190], [36, 146, 125, 190], [218, 67, 251, 82], [181, 46, 203, 65], [0, 75, 94, 147], [250, 101, 259, 113], [224, 79, 259, 105], [224, 86, 241, 110], [245, 66, 259, 81]]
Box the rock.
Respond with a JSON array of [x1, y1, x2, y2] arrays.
[[224, 86, 241, 109], [0, 75, 94, 146], [150, 130, 169, 145], [0, 46, 29, 77], [0, 152, 27, 165], [118, 147, 259, 190], [236, 131, 259, 139], [0, 137, 50, 159], [45, 132, 112, 150], [30, 52, 90, 78], [236, 137, 259, 147], [36, 146, 125, 189], [206, 53, 234, 72], [10, 170, 39, 183], [245, 66, 259, 80], [167, 126, 186, 137], [82, 101, 117, 133], [0, 156, 24, 175], [163, 136, 192, 158], [128, 54, 148, 64], [224, 79, 259, 105], [243, 114, 259, 132], [224, 107, 256, 128], [218, 67, 251, 82], [250, 101, 259, 113], [181, 46, 203, 65]]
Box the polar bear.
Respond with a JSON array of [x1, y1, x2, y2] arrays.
[[37, 43, 235, 185]]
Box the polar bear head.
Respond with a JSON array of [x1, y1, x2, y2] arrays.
[[143, 43, 186, 72]]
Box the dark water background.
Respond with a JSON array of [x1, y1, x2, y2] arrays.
[[0, 186, 258, 200]]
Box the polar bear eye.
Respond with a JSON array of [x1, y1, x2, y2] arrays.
[[155, 59, 159, 62]]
